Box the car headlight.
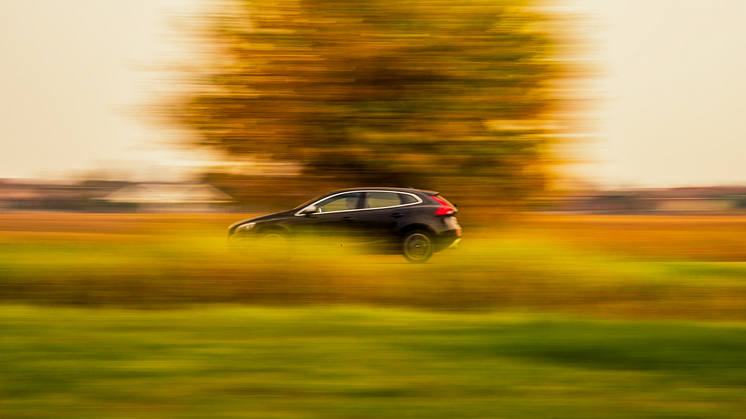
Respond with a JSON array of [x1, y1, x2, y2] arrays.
[[236, 222, 256, 232]]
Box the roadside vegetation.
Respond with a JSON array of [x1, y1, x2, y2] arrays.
[[3, 212, 746, 418], [2, 213, 746, 318]]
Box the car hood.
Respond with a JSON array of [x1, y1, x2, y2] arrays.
[[228, 210, 292, 233]]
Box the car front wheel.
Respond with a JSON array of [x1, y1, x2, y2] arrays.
[[402, 230, 433, 263], [258, 230, 292, 262]]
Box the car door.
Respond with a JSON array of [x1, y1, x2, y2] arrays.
[[355, 191, 415, 242], [292, 192, 364, 241]]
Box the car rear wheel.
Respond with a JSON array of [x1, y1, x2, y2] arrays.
[[402, 230, 433, 263]]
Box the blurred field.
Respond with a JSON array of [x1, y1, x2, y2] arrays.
[[2, 212, 746, 318], [3, 212, 746, 417], [2, 305, 746, 419]]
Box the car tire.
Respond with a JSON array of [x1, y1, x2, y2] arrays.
[[402, 230, 433, 263], [258, 230, 292, 262]]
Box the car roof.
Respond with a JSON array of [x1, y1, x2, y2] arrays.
[[292, 187, 440, 210], [329, 187, 439, 196]]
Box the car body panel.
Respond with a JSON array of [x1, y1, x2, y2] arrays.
[[228, 187, 461, 261]]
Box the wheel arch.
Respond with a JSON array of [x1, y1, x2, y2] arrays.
[[400, 223, 435, 238], [256, 224, 291, 236]]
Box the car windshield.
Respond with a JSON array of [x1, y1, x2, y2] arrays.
[[293, 194, 326, 210]]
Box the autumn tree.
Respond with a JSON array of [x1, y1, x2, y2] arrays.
[[167, 0, 576, 201]]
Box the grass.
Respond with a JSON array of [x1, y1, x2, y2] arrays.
[[3, 212, 746, 417], [2, 305, 746, 419]]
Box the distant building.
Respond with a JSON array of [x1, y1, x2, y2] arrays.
[[100, 183, 234, 212], [550, 186, 746, 214], [642, 187, 745, 212], [0, 179, 85, 211]]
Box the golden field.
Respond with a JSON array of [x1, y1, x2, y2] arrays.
[[2, 212, 746, 319]]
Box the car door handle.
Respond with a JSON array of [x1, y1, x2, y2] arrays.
[[342, 217, 355, 222], [390, 213, 404, 218]]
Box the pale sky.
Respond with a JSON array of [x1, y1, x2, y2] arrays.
[[0, 0, 205, 181], [573, 0, 746, 188], [2, 0, 746, 187]]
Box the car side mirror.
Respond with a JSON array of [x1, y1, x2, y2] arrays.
[[299, 205, 317, 216]]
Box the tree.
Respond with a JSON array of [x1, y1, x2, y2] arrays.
[[167, 0, 576, 201]]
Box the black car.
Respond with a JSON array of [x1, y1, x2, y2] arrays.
[[228, 187, 461, 263]]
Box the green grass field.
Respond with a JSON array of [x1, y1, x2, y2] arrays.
[[2, 213, 746, 417], [2, 306, 746, 418]]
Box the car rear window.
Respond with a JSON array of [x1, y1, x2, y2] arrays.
[[399, 194, 418, 204], [365, 192, 419, 209], [367, 192, 401, 209]]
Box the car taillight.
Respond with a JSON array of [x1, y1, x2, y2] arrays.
[[432, 195, 456, 216]]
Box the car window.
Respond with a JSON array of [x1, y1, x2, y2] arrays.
[[366, 192, 416, 209], [314, 192, 362, 213], [400, 194, 418, 204]]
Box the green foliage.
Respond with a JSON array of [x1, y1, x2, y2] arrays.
[[170, 0, 570, 195], [3, 306, 746, 418]]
